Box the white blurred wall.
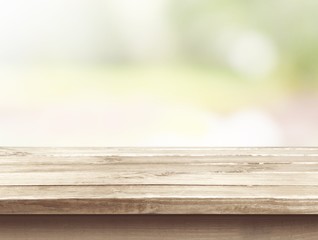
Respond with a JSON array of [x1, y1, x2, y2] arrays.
[[0, 0, 174, 63]]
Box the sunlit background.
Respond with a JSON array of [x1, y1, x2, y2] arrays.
[[1, 0, 318, 146]]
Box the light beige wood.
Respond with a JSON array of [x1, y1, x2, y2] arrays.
[[1, 147, 318, 214], [2, 147, 318, 156], [1, 215, 318, 240]]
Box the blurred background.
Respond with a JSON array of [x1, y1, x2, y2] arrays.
[[1, 0, 318, 146]]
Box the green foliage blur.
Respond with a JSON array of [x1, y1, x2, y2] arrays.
[[171, 0, 318, 86]]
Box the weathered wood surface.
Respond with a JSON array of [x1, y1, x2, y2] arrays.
[[1, 147, 318, 214], [1, 215, 318, 240]]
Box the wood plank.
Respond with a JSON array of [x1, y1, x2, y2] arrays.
[[2, 162, 318, 173], [3, 185, 318, 200], [0, 147, 318, 214], [1, 171, 318, 186], [1, 186, 318, 214], [0, 215, 318, 239], [0, 170, 316, 186], [1, 147, 318, 157], [2, 155, 318, 164]]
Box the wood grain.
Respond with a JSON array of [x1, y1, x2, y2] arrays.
[[0, 147, 318, 214], [1, 215, 318, 240]]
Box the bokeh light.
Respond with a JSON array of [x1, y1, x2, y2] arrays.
[[1, 0, 318, 146]]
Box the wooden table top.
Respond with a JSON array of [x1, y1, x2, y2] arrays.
[[1, 147, 318, 214]]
